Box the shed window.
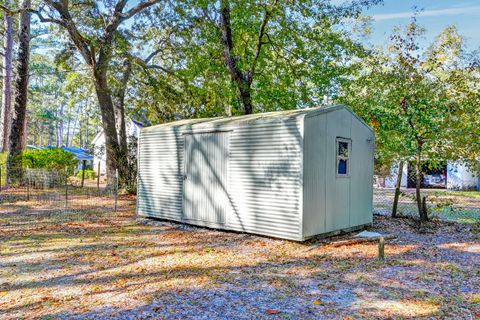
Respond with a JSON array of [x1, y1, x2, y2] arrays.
[[336, 138, 351, 177]]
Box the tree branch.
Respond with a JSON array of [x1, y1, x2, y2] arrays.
[[99, 0, 162, 68], [0, 4, 16, 15], [132, 55, 174, 76], [42, 0, 94, 65], [30, 9, 65, 26], [219, 0, 245, 84], [121, 0, 163, 21], [147, 64, 173, 73], [249, 0, 277, 82], [144, 48, 164, 64]]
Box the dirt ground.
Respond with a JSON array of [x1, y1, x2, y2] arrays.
[[0, 197, 479, 319]]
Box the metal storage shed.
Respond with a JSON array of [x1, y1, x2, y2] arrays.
[[137, 105, 375, 241]]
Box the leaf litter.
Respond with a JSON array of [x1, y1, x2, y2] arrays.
[[0, 197, 478, 319]]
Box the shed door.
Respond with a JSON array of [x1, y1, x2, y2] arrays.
[[183, 132, 229, 224]]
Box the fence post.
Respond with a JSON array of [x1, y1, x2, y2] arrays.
[[114, 169, 118, 212], [26, 167, 30, 201], [0, 165, 2, 192], [378, 236, 385, 261], [97, 162, 100, 190], [81, 160, 86, 188], [65, 166, 68, 208]]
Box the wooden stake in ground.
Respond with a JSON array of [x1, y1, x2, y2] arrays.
[[378, 236, 385, 260]]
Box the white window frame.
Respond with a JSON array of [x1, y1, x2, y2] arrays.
[[336, 137, 351, 178]]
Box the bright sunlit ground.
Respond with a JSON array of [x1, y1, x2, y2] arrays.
[[0, 196, 479, 319]]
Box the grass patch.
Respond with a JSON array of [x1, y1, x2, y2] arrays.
[[432, 190, 480, 199], [433, 207, 480, 224]]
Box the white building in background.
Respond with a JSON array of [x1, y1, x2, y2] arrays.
[[384, 162, 408, 189], [92, 119, 143, 176], [383, 161, 479, 191], [447, 162, 479, 190]]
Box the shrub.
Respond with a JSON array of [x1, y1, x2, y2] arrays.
[[21, 148, 78, 170], [76, 169, 96, 180]]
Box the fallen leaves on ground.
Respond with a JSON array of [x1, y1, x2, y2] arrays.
[[265, 309, 280, 314], [0, 195, 478, 319]]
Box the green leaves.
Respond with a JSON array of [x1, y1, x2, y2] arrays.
[[21, 148, 78, 170], [339, 19, 479, 171], [127, 0, 381, 120]]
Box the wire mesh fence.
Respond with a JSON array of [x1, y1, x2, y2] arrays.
[[373, 186, 418, 216], [0, 166, 119, 223], [374, 174, 480, 222]]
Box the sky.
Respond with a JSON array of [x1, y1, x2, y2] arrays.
[[363, 0, 480, 50]]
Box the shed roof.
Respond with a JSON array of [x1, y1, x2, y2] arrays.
[[142, 104, 371, 132]]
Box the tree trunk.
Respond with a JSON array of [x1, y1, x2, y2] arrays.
[[392, 160, 404, 218], [56, 93, 63, 147], [32, 122, 37, 146], [115, 58, 131, 158], [415, 143, 428, 221], [6, 0, 31, 183], [84, 109, 88, 148], [78, 102, 84, 148], [70, 104, 81, 146], [92, 69, 123, 186], [65, 117, 71, 147], [55, 118, 59, 147], [39, 0, 163, 188], [1, 1, 13, 152], [58, 108, 63, 146], [23, 113, 28, 148], [219, 0, 253, 115], [39, 123, 43, 146], [238, 82, 253, 115], [113, 58, 132, 187]]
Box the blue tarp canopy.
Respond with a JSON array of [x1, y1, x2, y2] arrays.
[[62, 147, 93, 161], [26, 145, 93, 161]]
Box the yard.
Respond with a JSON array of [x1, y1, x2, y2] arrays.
[[0, 195, 479, 319], [374, 188, 480, 224]]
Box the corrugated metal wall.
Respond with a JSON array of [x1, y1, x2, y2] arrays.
[[137, 118, 304, 240], [303, 108, 374, 238], [325, 108, 352, 232], [137, 106, 373, 241], [349, 114, 375, 227], [137, 128, 185, 220], [303, 113, 327, 237], [226, 121, 303, 240], [183, 132, 229, 224]]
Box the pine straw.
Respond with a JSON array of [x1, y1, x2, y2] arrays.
[[0, 198, 478, 319]]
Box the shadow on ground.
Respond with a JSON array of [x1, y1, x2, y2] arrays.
[[0, 198, 479, 319]]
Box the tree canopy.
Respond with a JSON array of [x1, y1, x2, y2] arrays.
[[0, 1, 478, 204]]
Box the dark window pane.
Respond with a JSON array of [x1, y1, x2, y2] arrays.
[[338, 142, 349, 157], [338, 159, 347, 175]]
